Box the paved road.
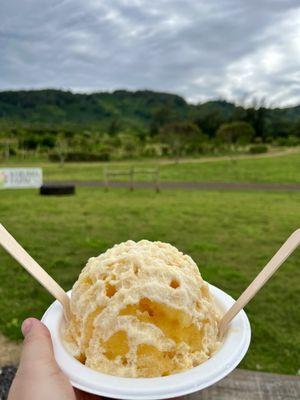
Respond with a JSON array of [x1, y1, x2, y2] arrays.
[[46, 180, 300, 191]]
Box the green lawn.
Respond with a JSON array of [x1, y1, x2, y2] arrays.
[[161, 153, 300, 183], [2, 151, 300, 183], [0, 187, 299, 374]]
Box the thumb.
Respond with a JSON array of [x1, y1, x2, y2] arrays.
[[18, 318, 59, 377], [8, 318, 76, 400]]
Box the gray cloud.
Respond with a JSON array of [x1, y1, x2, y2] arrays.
[[0, 0, 300, 106]]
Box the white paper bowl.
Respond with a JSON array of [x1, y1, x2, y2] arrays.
[[42, 284, 251, 399]]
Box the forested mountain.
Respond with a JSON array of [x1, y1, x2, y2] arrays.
[[0, 90, 188, 133], [1, 89, 300, 162], [0, 89, 299, 139]]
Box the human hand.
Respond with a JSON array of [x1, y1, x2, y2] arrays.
[[8, 318, 100, 400]]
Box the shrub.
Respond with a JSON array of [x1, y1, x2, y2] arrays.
[[23, 136, 39, 150], [118, 133, 141, 157], [286, 135, 300, 146], [275, 137, 289, 146], [274, 135, 300, 147], [216, 121, 255, 147], [159, 121, 203, 159], [41, 135, 55, 148], [142, 143, 164, 157], [249, 145, 268, 154], [49, 151, 110, 162]]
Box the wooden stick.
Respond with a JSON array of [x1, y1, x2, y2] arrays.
[[0, 224, 71, 321], [219, 229, 300, 338]]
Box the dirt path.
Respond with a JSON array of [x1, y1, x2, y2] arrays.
[[0, 334, 21, 366]]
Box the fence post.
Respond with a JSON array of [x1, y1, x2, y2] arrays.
[[103, 166, 109, 192], [130, 167, 134, 191], [155, 167, 160, 193]]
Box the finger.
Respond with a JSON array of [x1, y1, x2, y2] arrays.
[[18, 318, 59, 377], [9, 318, 76, 400]]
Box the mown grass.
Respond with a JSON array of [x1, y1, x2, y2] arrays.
[[0, 187, 299, 374], [2, 151, 300, 183], [161, 152, 300, 183]]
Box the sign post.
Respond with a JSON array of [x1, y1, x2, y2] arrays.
[[0, 168, 43, 189]]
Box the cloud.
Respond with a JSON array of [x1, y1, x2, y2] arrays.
[[0, 0, 300, 106]]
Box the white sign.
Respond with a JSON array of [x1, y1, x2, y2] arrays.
[[0, 168, 43, 189]]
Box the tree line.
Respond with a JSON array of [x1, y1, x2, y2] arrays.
[[0, 89, 300, 161]]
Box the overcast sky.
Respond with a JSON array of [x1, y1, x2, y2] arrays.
[[1, 0, 300, 106]]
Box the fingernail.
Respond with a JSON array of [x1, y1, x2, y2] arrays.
[[21, 319, 34, 336]]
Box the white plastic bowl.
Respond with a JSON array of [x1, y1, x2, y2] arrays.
[[42, 284, 251, 399]]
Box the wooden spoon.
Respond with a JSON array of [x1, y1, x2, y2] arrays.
[[0, 224, 71, 321], [219, 229, 300, 338]]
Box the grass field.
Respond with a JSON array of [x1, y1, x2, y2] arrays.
[[0, 187, 299, 374], [2, 150, 300, 183]]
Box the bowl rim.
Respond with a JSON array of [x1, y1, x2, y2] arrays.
[[42, 284, 251, 399]]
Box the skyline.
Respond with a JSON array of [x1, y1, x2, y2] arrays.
[[1, 0, 300, 107]]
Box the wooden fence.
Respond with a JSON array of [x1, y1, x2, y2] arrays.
[[103, 167, 160, 192]]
